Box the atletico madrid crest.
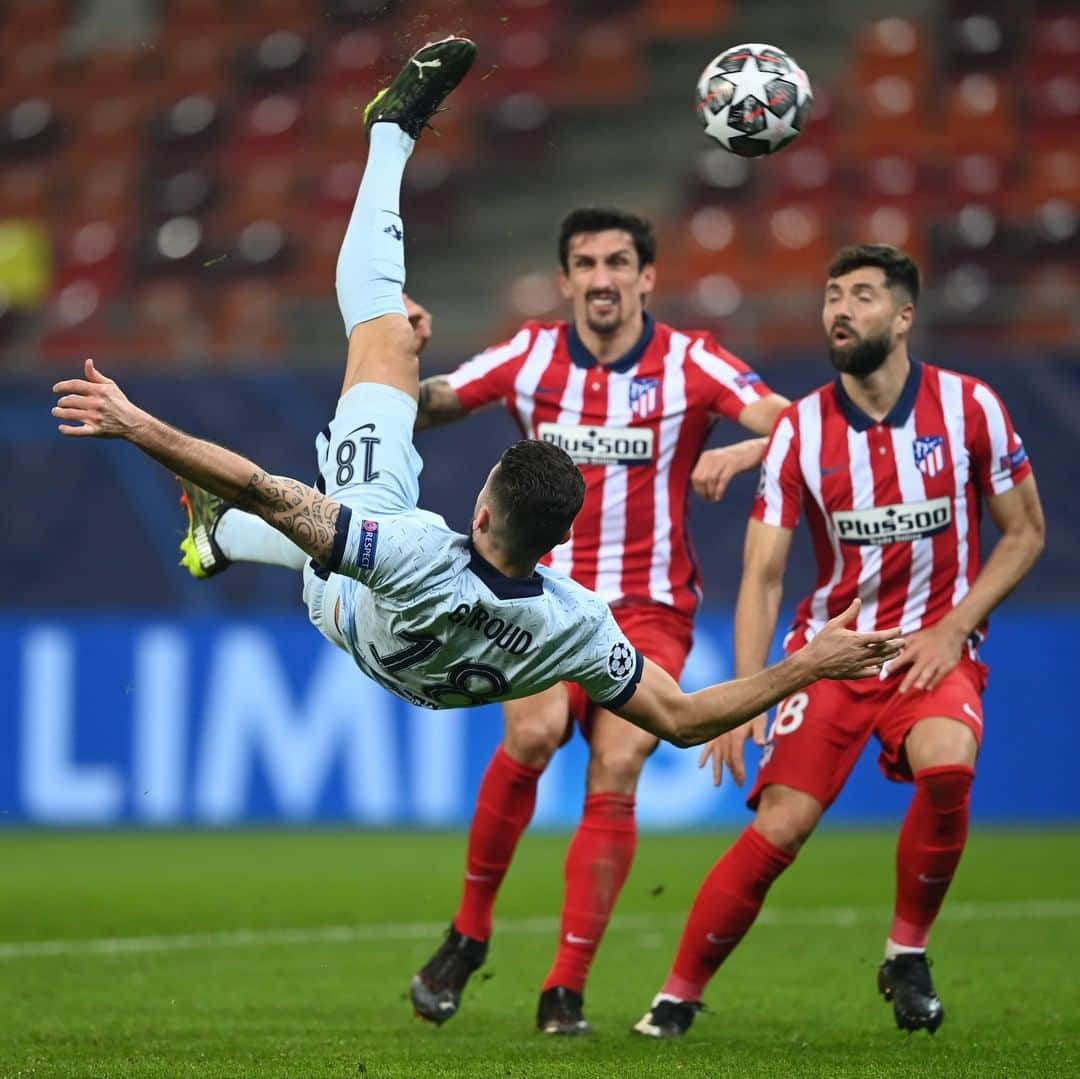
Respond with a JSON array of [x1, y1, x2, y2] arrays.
[[629, 377, 659, 419], [913, 434, 946, 478]]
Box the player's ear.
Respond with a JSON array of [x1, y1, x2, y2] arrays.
[[895, 300, 915, 338], [473, 504, 492, 533], [639, 262, 657, 299], [557, 526, 572, 546]]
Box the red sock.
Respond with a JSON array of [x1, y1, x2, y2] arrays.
[[453, 746, 542, 942], [891, 764, 975, 949], [542, 792, 637, 993], [662, 826, 793, 1002]]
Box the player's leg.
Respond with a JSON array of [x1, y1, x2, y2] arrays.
[[177, 478, 307, 579], [410, 683, 569, 1026], [536, 710, 654, 1035], [634, 679, 875, 1038], [876, 661, 983, 1033], [336, 37, 475, 402], [539, 603, 692, 1035]]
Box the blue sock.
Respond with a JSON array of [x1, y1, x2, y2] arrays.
[[335, 123, 415, 336]]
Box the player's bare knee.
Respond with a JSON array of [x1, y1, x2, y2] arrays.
[[503, 724, 559, 770], [905, 716, 979, 773], [754, 787, 821, 853], [586, 741, 650, 793]]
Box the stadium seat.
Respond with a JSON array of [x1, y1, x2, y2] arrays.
[[853, 16, 928, 84], [318, 29, 391, 94], [640, 0, 728, 38], [212, 280, 288, 360], [0, 97, 63, 159], [929, 204, 1017, 280], [942, 74, 1016, 157], [483, 92, 553, 160], [55, 219, 128, 299], [763, 144, 837, 210], [1024, 72, 1080, 149], [942, 8, 1016, 72], [849, 202, 926, 265], [555, 20, 643, 106], [1023, 147, 1079, 205], [0, 35, 62, 105], [684, 146, 754, 208], [126, 278, 213, 363], [147, 94, 227, 156], [156, 36, 235, 101], [234, 31, 314, 91]]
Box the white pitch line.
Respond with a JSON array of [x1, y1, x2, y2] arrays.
[[1, 898, 1077, 962]]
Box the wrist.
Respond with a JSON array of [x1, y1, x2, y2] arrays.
[[937, 613, 974, 642]]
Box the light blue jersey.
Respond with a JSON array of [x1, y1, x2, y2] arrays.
[[302, 383, 643, 711]]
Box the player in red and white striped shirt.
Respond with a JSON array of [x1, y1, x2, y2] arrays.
[[634, 245, 1045, 1039], [410, 208, 787, 1033]]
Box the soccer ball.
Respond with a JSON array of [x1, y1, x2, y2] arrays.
[[695, 43, 813, 157]]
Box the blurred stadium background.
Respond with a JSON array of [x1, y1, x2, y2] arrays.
[[1, 0, 1078, 826], [2, 2, 1079, 1075]]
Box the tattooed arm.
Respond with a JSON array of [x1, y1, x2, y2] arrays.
[[415, 375, 468, 431], [52, 359, 341, 564]]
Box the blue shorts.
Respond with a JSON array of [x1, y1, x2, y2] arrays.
[[302, 382, 421, 648]]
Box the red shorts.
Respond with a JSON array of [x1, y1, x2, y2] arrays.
[[747, 654, 989, 811], [565, 601, 694, 743]]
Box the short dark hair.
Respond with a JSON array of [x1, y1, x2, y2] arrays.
[[558, 207, 657, 272], [827, 244, 920, 304], [489, 439, 585, 559]]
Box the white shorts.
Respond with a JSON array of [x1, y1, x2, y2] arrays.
[[302, 381, 422, 648]]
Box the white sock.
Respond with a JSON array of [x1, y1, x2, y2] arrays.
[[885, 937, 926, 960], [335, 122, 415, 336], [216, 509, 308, 570]]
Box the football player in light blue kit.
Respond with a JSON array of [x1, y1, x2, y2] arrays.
[[50, 37, 902, 742]]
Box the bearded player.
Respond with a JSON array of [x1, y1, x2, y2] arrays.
[[634, 244, 1044, 1038]]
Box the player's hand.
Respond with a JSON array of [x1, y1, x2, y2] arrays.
[[52, 359, 144, 439], [801, 598, 904, 680], [888, 619, 967, 693], [691, 439, 765, 502], [403, 293, 433, 354], [698, 714, 768, 787]]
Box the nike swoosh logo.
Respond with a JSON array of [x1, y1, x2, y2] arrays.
[[962, 702, 982, 725], [465, 872, 490, 882], [705, 932, 740, 946], [821, 465, 843, 477], [565, 933, 594, 945], [534, 385, 562, 395], [918, 873, 953, 884]]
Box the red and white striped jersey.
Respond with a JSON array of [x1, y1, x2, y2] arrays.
[[753, 360, 1033, 651], [447, 315, 771, 616]]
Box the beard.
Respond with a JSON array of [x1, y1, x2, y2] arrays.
[[828, 327, 892, 376]]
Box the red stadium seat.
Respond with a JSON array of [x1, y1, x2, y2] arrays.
[[212, 280, 288, 361], [555, 21, 643, 107], [854, 16, 929, 83], [640, 0, 729, 38], [941, 73, 1016, 157], [848, 201, 926, 266]]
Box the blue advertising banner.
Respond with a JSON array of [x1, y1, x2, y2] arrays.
[[0, 610, 1073, 827]]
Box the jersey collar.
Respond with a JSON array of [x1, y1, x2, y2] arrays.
[[834, 359, 922, 432], [566, 313, 654, 373], [468, 545, 545, 598]]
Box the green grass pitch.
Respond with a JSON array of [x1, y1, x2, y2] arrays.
[[1, 828, 1077, 1078]]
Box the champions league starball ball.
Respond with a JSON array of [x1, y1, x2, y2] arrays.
[[695, 43, 813, 157]]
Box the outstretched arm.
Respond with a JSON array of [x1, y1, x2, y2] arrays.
[[53, 359, 342, 565], [614, 598, 902, 747]]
